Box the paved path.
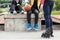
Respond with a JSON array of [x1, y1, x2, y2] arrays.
[[0, 30, 59, 40]]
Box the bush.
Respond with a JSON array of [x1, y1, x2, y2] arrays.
[[55, 0, 60, 11]]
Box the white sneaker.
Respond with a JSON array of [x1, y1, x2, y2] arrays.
[[24, 11, 27, 14], [20, 10, 24, 14], [20, 10, 27, 14], [13, 10, 17, 14]]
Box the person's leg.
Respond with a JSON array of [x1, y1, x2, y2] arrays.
[[20, 0, 22, 5], [41, 2, 54, 38], [16, 5, 24, 14], [43, 3, 51, 28], [27, 11, 32, 30], [15, 5, 21, 13], [49, 1, 54, 37], [27, 11, 32, 23], [33, 9, 39, 30], [34, 9, 39, 24], [10, 4, 15, 13]]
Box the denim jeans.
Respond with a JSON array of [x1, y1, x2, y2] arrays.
[[43, 1, 54, 28], [27, 8, 39, 24]]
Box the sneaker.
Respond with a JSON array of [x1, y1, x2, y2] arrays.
[[17, 11, 20, 13], [34, 24, 38, 30], [27, 23, 32, 30], [24, 11, 27, 14], [20, 10, 24, 14], [13, 10, 17, 14]]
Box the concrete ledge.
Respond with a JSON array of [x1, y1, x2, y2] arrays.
[[4, 14, 41, 32], [0, 14, 60, 31], [4, 14, 42, 19]]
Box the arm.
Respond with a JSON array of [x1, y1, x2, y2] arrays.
[[17, 0, 22, 6], [19, 0, 22, 5], [41, 0, 45, 5], [40, 0, 45, 10], [25, 0, 30, 5]]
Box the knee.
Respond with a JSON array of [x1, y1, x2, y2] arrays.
[[34, 10, 39, 14], [10, 5, 15, 9], [27, 11, 31, 14], [44, 15, 51, 19]]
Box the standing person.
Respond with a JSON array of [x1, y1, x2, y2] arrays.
[[10, 0, 24, 14], [41, 0, 54, 38], [25, 0, 44, 30]]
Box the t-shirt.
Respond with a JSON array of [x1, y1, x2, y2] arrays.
[[32, 0, 38, 10]]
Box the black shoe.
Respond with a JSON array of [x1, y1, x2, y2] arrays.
[[20, 10, 25, 14], [10, 11, 13, 14], [11, 12, 13, 13], [41, 32, 50, 38], [17, 11, 20, 13], [21, 12, 24, 14], [16, 11, 20, 13]]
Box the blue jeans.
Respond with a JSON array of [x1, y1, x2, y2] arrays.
[[43, 1, 54, 28]]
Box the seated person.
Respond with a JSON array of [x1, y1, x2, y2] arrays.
[[10, 0, 24, 14], [25, 0, 44, 30]]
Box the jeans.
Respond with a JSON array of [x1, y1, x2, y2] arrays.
[[43, 1, 54, 28], [27, 8, 39, 24]]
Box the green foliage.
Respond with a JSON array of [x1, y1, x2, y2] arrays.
[[55, 0, 60, 11], [0, 0, 12, 3], [0, 8, 9, 13], [22, 1, 25, 7]]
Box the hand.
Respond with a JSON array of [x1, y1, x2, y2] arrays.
[[40, 4, 43, 11], [25, 3, 28, 6]]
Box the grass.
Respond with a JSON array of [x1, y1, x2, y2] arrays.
[[0, 8, 3, 13], [52, 11, 60, 15]]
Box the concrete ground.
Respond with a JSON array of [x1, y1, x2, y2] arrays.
[[0, 30, 59, 40], [0, 24, 59, 40]]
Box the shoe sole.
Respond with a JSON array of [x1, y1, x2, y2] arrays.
[[33, 28, 38, 31], [27, 28, 32, 30]]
